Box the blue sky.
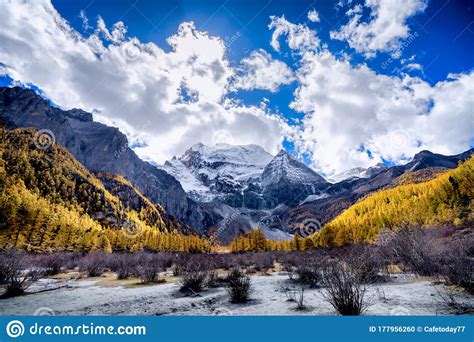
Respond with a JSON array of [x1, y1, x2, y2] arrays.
[[0, 0, 473, 175], [52, 0, 474, 81]]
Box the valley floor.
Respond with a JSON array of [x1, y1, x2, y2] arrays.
[[1, 271, 472, 316]]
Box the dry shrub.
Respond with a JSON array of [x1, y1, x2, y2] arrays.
[[137, 254, 164, 284], [344, 244, 389, 283], [0, 249, 42, 298], [320, 260, 371, 316], [109, 253, 137, 279], [179, 258, 211, 294], [439, 237, 473, 294], [79, 251, 108, 277], [226, 268, 251, 303], [34, 252, 68, 276], [383, 224, 442, 276]]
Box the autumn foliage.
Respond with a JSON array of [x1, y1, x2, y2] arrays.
[[314, 157, 473, 247], [0, 128, 211, 253]]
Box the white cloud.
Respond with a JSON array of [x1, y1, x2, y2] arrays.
[[0, 0, 288, 163], [290, 50, 474, 175], [96, 16, 127, 43], [405, 62, 423, 71], [2, 1, 472, 180], [231, 49, 295, 92], [331, 0, 427, 58], [79, 10, 91, 31], [307, 10, 320, 23], [269, 15, 320, 52]]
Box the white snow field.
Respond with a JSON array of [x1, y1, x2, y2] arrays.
[[1, 272, 471, 316]]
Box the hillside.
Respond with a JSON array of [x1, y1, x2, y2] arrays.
[[0, 86, 217, 233], [386, 168, 448, 188], [313, 156, 473, 247], [0, 128, 211, 252]]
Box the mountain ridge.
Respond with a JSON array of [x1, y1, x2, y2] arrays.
[[0, 86, 219, 233], [1, 86, 472, 243], [0, 127, 211, 252]]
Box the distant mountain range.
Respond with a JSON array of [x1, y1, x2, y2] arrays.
[[161, 145, 328, 209], [1, 86, 472, 243], [327, 163, 388, 183]]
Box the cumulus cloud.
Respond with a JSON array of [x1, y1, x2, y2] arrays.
[[0, 0, 288, 163], [2, 1, 472, 179], [331, 0, 427, 58], [290, 50, 474, 175], [307, 9, 320, 23], [405, 62, 423, 71], [231, 49, 295, 92], [269, 15, 320, 52], [262, 15, 473, 176]]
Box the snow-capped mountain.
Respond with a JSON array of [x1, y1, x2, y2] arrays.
[[260, 150, 329, 208], [161, 143, 273, 203], [262, 149, 327, 187], [159, 140, 472, 242], [161, 143, 329, 210], [327, 163, 388, 183]]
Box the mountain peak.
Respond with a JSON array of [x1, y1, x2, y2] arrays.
[[413, 150, 434, 159], [262, 149, 326, 186]]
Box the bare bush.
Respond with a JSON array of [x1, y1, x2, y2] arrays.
[[34, 252, 68, 276], [344, 245, 389, 283], [384, 224, 441, 276], [173, 253, 191, 276], [226, 268, 251, 303], [0, 252, 8, 284], [280, 283, 306, 310], [210, 254, 235, 270], [294, 285, 306, 310], [137, 255, 164, 284], [252, 253, 274, 274], [0, 249, 42, 298], [436, 285, 474, 314], [179, 259, 210, 294], [439, 239, 473, 294], [281, 253, 298, 280], [62, 252, 82, 270], [295, 261, 322, 288], [109, 253, 138, 280], [320, 261, 370, 316], [79, 251, 107, 277]]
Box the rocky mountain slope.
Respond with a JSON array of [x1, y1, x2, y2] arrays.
[[162, 146, 329, 210], [0, 127, 211, 252], [161, 143, 273, 204], [314, 155, 474, 247], [160, 144, 331, 242], [327, 163, 388, 183], [0, 86, 218, 233], [286, 148, 473, 234]]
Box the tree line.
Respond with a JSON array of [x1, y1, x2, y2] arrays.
[[0, 128, 211, 253]]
